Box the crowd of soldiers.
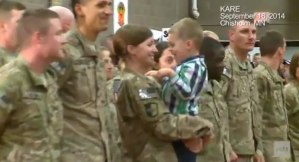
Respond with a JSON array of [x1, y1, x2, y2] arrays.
[[0, 0, 299, 162]]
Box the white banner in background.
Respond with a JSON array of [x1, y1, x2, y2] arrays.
[[113, 0, 128, 33], [151, 29, 162, 42], [162, 28, 170, 41]]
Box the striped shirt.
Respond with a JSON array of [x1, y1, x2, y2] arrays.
[[162, 55, 207, 115]]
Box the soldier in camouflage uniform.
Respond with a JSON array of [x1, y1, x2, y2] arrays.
[[50, 0, 113, 161], [0, 9, 65, 162], [0, 1, 26, 66], [285, 53, 299, 162], [196, 37, 233, 162], [254, 31, 290, 162], [112, 24, 214, 162], [222, 21, 263, 162]]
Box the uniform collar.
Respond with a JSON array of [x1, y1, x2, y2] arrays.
[[17, 55, 48, 87], [67, 28, 98, 57], [258, 61, 283, 82], [178, 55, 201, 66]]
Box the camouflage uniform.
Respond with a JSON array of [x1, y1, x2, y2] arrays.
[[0, 46, 17, 67], [0, 55, 63, 162], [115, 69, 214, 162], [285, 80, 299, 162], [221, 47, 263, 162], [254, 62, 291, 162], [50, 29, 110, 162], [106, 75, 126, 162], [196, 79, 231, 162]]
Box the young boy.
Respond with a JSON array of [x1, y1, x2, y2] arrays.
[[147, 18, 211, 162]]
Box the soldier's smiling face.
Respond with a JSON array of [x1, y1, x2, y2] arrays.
[[75, 0, 113, 32]]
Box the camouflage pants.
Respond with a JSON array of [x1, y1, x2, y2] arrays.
[[236, 155, 253, 162], [291, 150, 299, 162], [61, 145, 107, 162]]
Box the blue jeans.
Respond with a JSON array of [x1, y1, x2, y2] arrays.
[[172, 140, 197, 162]]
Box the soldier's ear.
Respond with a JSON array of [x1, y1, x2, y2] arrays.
[[127, 45, 137, 56], [74, 3, 84, 17], [0, 20, 5, 30]]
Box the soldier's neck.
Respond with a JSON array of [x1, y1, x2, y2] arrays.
[[77, 24, 98, 42], [20, 47, 48, 74], [126, 63, 151, 75], [230, 44, 248, 62], [261, 57, 280, 70], [0, 38, 14, 53]]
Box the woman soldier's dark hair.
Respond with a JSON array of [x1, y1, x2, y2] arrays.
[[289, 52, 299, 80], [113, 24, 153, 59], [154, 41, 169, 63]]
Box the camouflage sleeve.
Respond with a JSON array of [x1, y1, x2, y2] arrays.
[[220, 71, 234, 155], [49, 45, 74, 87], [254, 74, 266, 156], [0, 72, 23, 134], [116, 79, 213, 141], [284, 85, 298, 116]]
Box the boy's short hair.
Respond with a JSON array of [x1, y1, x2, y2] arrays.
[[169, 18, 203, 50]]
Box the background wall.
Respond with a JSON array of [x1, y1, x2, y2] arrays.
[[8, 0, 298, 59]]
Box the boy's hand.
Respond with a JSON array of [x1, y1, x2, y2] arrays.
[[145, 70, 158, 77], [184, 133, 214, 153], [183, 137, 203, 153], [202, 133, 214, 146], [230, 151, 238, 162], [157, 68, 175, 79]]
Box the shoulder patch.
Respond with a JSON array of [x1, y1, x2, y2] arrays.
[[138, 88, 158, 99], [223, 68, 230, 75], [222, 68, 232, 78], [144, 102, 158, 117], [112, 79, 121, 101]]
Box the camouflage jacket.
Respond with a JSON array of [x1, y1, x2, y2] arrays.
[[285, 80, 299, 158], [50, 29, 110, 162], [254, 62, 290, 161], [222, 47, 262, 156], [0, 55, 63, 162], [196, 79, 231, 162], [0, 46, 17, 67], [115, 69, 214, 162]]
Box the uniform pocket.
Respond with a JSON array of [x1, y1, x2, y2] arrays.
[[73, 58, 96, 103]]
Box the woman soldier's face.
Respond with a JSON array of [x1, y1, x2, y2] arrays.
[[129, 37, 157, 68]]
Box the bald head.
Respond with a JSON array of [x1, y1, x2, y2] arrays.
[[49, 6, 74, 33], [203, 30, 219, 40]]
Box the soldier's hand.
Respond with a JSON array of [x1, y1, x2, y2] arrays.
[[183, 137, 203, 153], [253, 154, 264, 162], [230, 151, 238, 162]]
